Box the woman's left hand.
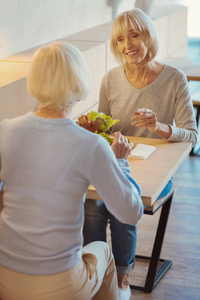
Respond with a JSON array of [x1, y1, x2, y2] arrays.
[[111, 132, 132, 160], [131, 108, 158, 133]]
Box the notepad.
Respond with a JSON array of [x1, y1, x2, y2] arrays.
[[129, 143, 156, 159]]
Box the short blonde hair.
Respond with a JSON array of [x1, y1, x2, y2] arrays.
[[27, 42, 91, 110], [110, 8, 159, 70]]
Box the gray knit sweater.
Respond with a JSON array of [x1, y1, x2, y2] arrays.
[[98, 65, 197, 147]]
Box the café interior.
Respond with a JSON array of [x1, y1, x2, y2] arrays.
[[0, 0, 199, 299]]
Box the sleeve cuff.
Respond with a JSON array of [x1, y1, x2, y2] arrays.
[[117, 158, 130, 168]]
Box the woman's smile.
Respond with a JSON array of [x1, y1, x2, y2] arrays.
[[126, 49, 139, 56]]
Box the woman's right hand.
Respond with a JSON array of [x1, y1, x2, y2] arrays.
[[76, 113, 101, 133], [111, 132, 131, 160]]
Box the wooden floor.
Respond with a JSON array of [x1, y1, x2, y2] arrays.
[[129, 154, 200, 300]]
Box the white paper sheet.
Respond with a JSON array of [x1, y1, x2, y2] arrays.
[[129, 143, 156, 159]]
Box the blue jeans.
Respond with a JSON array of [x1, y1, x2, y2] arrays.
[[83, 178, 174, 275]]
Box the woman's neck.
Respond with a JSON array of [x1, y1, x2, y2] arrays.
[[34, 107, 71, 119], [126, 61, 152, 80], [125, 60, 164, 89]]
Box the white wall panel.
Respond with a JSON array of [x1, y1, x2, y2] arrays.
[[0, 0, 135, 59]]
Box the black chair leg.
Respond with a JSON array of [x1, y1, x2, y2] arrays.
[[130, 192, 174, 293]]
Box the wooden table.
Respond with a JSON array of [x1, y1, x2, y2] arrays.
[[87, 136, 192, 293], [87, 136, 192, 207]]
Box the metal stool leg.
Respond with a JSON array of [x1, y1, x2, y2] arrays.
[[130, 192, 174, 293]]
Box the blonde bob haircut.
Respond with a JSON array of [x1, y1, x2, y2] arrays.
[[27, 42, 91, 110], [110, 8, 159, 70]]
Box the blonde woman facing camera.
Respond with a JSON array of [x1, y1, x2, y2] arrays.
[[78, 8, 197, 300], [0, 42, 143, 300]]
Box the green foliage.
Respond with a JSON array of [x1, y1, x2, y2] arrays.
[[89, 111, 119, 131], [89, 111, 119, 145], [89, 111, 131, 145], [98, 132, 114, 145]]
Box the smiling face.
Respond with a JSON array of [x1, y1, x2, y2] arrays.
[[117, 25, 148, 67], [110, 9, 158, 71]]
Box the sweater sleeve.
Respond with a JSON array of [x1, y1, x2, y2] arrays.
[[167, 71, 198, 147], [88, 137, 143, 225], [98, 74, 111, 115]]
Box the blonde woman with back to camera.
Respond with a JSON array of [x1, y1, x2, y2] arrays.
[[0, 42, 144, 300], [78, 8, 198, 300]]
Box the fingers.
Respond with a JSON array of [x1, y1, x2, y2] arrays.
[[131, 108, 157, 127], [132, 108, 154, 120], [113, 132, 130, 147], [137, 108, 150, 114], [131, 117, 157, 128], [112, 131, 121, 142], [113, 132, 127, 145], [111, 132, 131, 159], [87, 113, 92, 123], [77, 113, 91, 126], [77, 112, 101, 133]]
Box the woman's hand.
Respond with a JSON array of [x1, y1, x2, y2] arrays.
[[76, 113, 101, 133], [111, 132, 131, 160], [131, 108, 158, 133], [131, 108, 172, 139]]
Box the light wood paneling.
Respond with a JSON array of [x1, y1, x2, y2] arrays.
[[0, 61, 30, 88]]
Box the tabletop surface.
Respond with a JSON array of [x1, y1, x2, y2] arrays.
[[86, 136, 192, 206]]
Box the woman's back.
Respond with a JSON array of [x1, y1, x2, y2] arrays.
[[0, 112, 100, 275]]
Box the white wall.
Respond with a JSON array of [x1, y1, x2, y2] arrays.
[[0, 0, 135, 59], [0, 0, 188, 122]]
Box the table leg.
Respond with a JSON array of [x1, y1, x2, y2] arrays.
[[130, 192, 174, 293]]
